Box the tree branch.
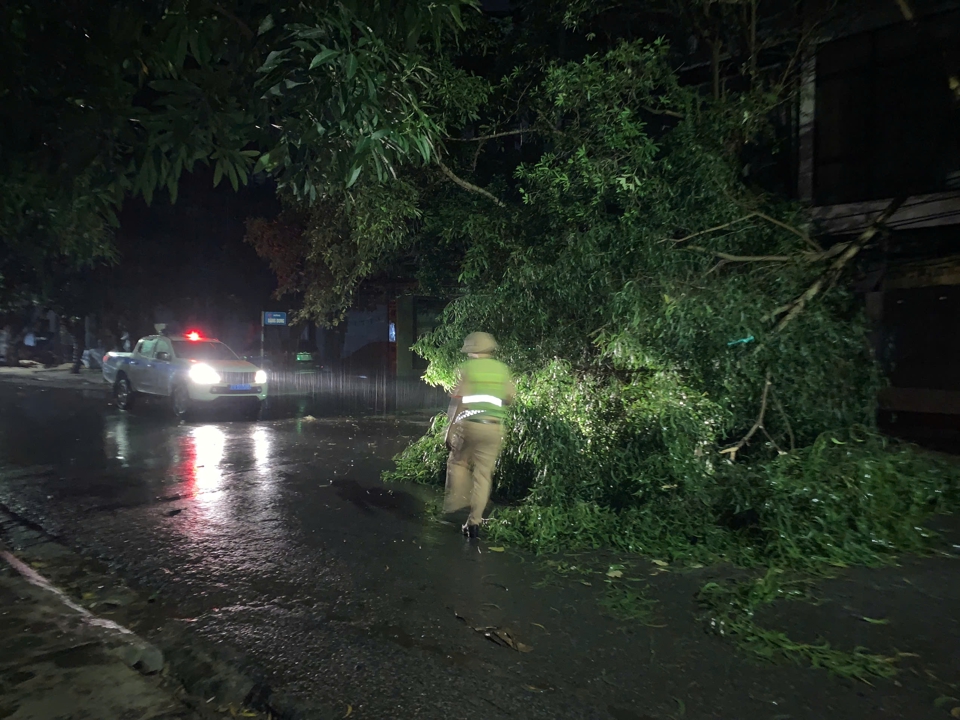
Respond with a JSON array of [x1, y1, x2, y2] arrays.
[[894, 0, 915, 21], [670, 215, 756, 244], [447, 129, 532, 142], [640, 105, 684, 119], [720, 373, 772, 461], [771, 389, 795, 453], [690, 242, 851, 265], [437, 161, 505, 208], [470, 140, 485, 172], [762, 302, 793, 322], [773, 197, 905, 333], [761, 426, 785, 455], [752, 211, 822, 252], [687, 246, 796, 263], [206, 1, 254, 39]]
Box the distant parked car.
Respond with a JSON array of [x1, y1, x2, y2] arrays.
[[103, 331, 267, 419]]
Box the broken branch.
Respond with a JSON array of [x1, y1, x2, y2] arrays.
[[771, 389, 795, 453], [672, 210, 824, 255], [437, 161, 506, 208], [689, 242, 851, 266], [774, 197, 905, 333], [687, 246, 796, 263], [761, 426, 785, 455], [720, 373, 772, 461], [752, 211, 822, 252], [671, 215, 756, 244]]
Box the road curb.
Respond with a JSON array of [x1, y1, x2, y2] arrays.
[[0, 505, 277, 718], [0, 374, 111, 393], [1, 547, 166, 674]]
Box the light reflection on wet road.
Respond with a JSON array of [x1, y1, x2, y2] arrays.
[[0, 384, 954, 720]]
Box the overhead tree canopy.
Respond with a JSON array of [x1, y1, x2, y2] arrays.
[[0, 0, 475, 303]]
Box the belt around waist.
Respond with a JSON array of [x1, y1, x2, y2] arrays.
[[466, 416, 501, 425]]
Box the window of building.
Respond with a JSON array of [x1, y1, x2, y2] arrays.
[[814, 10, 960, 204]]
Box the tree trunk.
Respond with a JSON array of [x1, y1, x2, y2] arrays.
[[71, 321, 85, 374]]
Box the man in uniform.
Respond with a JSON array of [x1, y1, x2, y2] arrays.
[[443, 332, 515, 538]]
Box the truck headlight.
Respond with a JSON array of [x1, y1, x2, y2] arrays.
[[189, 363, 221, 384], [255, 370, 267, 384]]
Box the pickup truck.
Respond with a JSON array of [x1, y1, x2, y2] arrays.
[[103, 332, 267, 419]]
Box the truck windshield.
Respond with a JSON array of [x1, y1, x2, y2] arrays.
[[171, 341, 238, 361]]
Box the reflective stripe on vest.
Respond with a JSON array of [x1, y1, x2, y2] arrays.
[[462, 394, 503, 407], [460, 358, 510, 420]]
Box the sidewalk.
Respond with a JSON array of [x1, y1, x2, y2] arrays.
[[0, 363, 109, 392], [0, 545, 197, 720]]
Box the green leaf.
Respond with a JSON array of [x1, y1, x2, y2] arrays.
[[257, 14, 275, 35], [213, 160, 224, 187], [345, 53, 358, 80], [258, 49, 289, 73], [309, 48, 340, 69], [449, 4, 464, 30], [345, 164, 362, 188]]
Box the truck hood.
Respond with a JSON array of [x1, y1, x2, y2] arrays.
[[194, 359, 262, 373]]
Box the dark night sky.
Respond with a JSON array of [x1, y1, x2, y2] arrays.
[[106, 0, 517, 339], [114, 169, 280, 341]]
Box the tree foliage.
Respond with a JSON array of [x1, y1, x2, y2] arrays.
[[4, 0, 957, 571], [378, 1, 960, 568], [0, 0, 474, 301]]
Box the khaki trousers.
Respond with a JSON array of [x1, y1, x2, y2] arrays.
[[443, 420, 504, 525]]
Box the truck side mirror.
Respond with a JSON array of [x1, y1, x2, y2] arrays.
[[156, 351, 170, 361]]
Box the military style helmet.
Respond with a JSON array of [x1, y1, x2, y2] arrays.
[[461, 331, 498, 354]]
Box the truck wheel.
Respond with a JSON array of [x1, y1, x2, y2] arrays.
[[115, 375, 136, 411], [172, 384, 193, 420]]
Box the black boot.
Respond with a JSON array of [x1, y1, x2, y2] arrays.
[[462, 522, 480, 539]]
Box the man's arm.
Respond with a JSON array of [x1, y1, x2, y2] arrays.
[[445, 375, 465, 450], [447, 376, 464, 423]]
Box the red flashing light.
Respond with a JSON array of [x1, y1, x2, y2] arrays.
[[186, 331, 202, 341]]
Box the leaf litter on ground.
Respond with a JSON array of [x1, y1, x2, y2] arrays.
[[455, 611, 533, 652]]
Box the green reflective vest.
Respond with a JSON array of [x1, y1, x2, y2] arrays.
[[460, 357, 511, 421]]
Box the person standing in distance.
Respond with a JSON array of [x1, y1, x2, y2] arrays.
[[443, 332, 515, 538]]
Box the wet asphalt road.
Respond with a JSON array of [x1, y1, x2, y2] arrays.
[[0, 383, 958, 720]]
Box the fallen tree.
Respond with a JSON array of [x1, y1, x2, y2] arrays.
[[225, 1, 960, 572], [381, 3, 960, 569]]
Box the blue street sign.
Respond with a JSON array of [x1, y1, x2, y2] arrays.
[[263, 311, 288, 326]]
